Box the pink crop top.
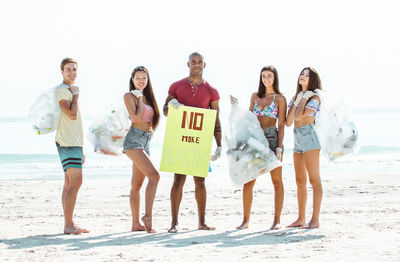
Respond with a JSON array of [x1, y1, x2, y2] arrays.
[[132, 104, 154, 123]]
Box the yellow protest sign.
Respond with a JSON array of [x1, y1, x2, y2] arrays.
[[160, 105, 217, 177]]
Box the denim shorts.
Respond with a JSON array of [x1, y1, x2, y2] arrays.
[[123, 126, 152, 155], [263, 126, 279, 153], [56, 142, 83, 171], [293, 124, 321, 153]]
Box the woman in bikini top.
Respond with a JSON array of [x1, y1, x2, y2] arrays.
[[285, 67, 323, 229], [236, 66, 287, 231], [123, 66, 160, 233]]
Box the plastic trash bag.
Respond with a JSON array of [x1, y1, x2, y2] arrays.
[[225, 96, 282, 186], [28, 88, 60, 135], [88, 99, 131, 155], [314, 89, 360, 161]]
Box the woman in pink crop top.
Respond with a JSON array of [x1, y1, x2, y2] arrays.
[[122, 66, 160, 233], [286, 67, 322, 229], [237, 66, 287, 230]]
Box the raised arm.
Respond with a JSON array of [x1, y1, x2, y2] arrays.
[[123, 92, 144, 121], [294, 96, 308, 120], [59, 86, 79, 120], [294, 96, 320, 121]]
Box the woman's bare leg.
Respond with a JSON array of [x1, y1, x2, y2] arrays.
[[129, 163, 146, 231], [270, 166, 284, 230], [125, 149, 160, 233], [237, 179, 256, 229], [302, 149, 322, 229], [287, 152, 307, 228]]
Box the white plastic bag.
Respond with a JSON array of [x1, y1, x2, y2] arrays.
[[88, 99, 131, 155], [314, 90, 359, 161], [28, 87, 60, 135], [225, 97, 282, 186]]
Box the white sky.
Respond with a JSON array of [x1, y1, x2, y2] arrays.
[[1, 0, 399, 117]]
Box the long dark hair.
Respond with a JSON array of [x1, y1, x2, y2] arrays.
[[295, 67, 322, 100], [257, 66, 281, 98], [129, 66, 160, 130]]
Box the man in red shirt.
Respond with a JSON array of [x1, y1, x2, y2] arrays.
[[163, 52, 222, 233]]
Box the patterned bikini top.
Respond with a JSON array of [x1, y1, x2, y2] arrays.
[[252, 94, 279, 119]]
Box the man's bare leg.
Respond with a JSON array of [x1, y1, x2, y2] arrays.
[[194, 176, 215, 230], [63, 167, 89, 234], [168, 174, 186, 233], [62, 172, 70, 219]]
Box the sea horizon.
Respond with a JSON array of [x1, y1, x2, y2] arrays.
[[1, 107, 399, 181]]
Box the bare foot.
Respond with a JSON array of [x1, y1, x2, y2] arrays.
[[236, 221, 249, 230], [198, 224, 216, 230], [131, 223, 145, 231], [286, 219, 305, 228], [300, 221, 319, 229], [270, 222, 281, 230], [141, 215, 156, 233], [64, 224, 89, 235], [168, 224, 178, 233]]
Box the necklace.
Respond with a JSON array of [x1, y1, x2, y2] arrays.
[[189, 78, 203, 87], [189, 78, 203, 94]]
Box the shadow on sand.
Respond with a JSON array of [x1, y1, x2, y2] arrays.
[[2, 228, 324, 251]]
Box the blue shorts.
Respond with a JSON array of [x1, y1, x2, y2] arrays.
[[293, 124, 321, 153], [123, 126, 152, 155], [56, 142, 83, 171]]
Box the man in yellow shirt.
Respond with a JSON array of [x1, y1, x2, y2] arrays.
[[55, 58, 88, 234]]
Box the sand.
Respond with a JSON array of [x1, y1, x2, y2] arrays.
[[1, 169, 399, 261]]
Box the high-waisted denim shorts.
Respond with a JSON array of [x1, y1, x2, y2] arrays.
[[263, 126, 279, 153], [293, 124, 321, 153], [123, 126, 152, 155]]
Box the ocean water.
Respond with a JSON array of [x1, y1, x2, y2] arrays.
[[0, 109, 399, 181]]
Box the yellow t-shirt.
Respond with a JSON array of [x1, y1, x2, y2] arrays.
[[55, 83, 83, 147]]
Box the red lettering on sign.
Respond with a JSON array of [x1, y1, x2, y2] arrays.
[[181, 111, 204, 131], [193, 113, 204, 130], [181, 135, 200, 143], [181, 111, 188, 128]]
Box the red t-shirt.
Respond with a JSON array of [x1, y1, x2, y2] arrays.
[[168, 77, 220, 109]]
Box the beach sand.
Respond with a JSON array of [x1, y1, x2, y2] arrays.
[[1, 170, 399, 261]]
